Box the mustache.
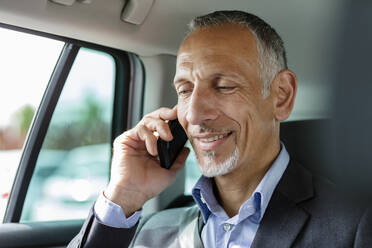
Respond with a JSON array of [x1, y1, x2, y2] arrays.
[[188, 125, 230, 135]]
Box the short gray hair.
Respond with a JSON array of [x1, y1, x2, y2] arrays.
[[187, 10, 287, 97]]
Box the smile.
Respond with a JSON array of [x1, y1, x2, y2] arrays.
[[194, 131, 233, 150], [199, 132, 231, 143]]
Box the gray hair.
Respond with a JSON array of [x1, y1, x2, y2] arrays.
[[187, 10, 288, 97]]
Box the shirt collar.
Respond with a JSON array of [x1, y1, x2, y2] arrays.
[[192, 143, 290, 224]]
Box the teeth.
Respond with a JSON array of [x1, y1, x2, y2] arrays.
[[200, 133, 229, 142]]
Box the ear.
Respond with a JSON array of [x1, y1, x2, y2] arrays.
[[271, 69, 297, 121]]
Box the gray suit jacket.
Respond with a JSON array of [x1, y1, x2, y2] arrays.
[[68, 160, 372, 247]]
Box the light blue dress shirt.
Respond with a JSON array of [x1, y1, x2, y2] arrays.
[[192, 145, 289, 247], [94, 144, 289, 248]]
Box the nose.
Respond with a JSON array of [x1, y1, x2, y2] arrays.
[[186, 86, 218, 125]]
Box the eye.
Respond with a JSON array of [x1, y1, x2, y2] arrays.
[[217, 86, 235, 90], [176, 85, 193, 97], [216, 85, 236, 93], [212, 78, 237, 93], [178, 89, 191, 95]]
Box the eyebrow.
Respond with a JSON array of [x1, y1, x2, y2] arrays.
[[213, 72, 245, 82], [173, 77, 188, 86], [173, 72, 246, 86]]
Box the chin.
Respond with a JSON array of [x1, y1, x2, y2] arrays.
[[197, 147, 239, 178]]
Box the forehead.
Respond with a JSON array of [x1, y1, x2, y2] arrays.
[[176, 24, 259, 73]]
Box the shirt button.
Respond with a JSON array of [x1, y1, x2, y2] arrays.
[[223, 223, 232, 232]]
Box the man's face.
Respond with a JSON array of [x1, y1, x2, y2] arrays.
[[174, 24, 277, 177]]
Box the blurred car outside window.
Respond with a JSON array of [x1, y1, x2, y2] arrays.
[[0, 27, 64, 222], [20, 47, 115, 222]]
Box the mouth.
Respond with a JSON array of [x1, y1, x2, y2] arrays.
[[193, 131, 233, 150]]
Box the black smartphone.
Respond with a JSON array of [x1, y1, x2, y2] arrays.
[[157, 119, 188, 169]]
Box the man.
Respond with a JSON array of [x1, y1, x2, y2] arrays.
[[69, 11, 371, 247]]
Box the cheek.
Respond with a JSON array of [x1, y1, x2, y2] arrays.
[[220, 94, 255, 140], [219, 94, 251, 122], [216, 97, 245, 136], [177, 99, 189, 125]]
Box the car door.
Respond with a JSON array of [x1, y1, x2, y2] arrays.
[[0, 23, 144, 248]]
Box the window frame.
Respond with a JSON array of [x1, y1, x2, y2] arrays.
[[0, 22, 143, 224], [4, 43, 79, 223]]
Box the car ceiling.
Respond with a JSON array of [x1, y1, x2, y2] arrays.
[[0, 0, 345, 90]]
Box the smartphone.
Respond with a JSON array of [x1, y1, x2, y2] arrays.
[[157, 119, 188, 169]]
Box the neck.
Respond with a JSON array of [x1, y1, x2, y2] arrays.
[[214, 140, 280, 217]]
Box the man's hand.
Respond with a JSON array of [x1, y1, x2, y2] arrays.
[[104, 107, 190, 217]]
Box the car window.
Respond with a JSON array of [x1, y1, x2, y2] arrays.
[[0, 27, 64, 222], [20, 47, 115, 222]]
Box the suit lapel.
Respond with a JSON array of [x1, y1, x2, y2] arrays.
[[251, 191, 309, 248], [251, 160, 314, 248]]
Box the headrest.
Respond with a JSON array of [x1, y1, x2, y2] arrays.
[[280, 119, 330, 178], [280, 119, 371, 203]]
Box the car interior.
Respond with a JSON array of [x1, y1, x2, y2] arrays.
[[0, 0, 371, 247]]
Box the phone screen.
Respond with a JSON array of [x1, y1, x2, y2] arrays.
[[157, 119, 188, 169]]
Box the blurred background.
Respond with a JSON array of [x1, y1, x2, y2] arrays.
[[0, 30, 114, 222], [325, 0, 372, 203], [1, 0, 371, 223]]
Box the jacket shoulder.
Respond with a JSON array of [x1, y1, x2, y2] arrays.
[[275, 159, 371, 247], [306, 169, 367, 219], [130, 205, 200, 247], [140, 204, 199, 229], [286, 159, 367, 218]]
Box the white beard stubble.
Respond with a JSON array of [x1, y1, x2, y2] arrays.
[[197, 147, 239, 177]]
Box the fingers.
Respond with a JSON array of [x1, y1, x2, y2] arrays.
[[114, 107, 179, 156], [142, 117, 173, 141], [141, 107, 177, 140], [137, 124, 158, 156], [108, 106, 184, 207], [155, 107, 177, 121], [115, 132, 145, 150]]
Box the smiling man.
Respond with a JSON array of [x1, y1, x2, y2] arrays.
[[69, 11, 371, 248], [174, 22, 296, 223]]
